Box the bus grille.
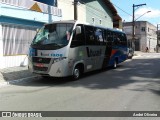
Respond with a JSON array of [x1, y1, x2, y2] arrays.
[[33, 66, 48, 71], [32, 57, 51, 64]]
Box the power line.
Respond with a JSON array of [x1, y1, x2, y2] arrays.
[[80, 0, 132, 17], [112, 3, 132, 17]]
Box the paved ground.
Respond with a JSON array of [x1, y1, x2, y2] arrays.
[[0, 51, 145, 86], [0, 66, 38, 86]]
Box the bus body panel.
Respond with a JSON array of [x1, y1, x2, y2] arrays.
[[28, 46, 72, 77], [68, 46, 106, 73], [108, 47, 128, 66]]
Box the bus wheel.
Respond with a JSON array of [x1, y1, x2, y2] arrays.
[[113, 59, 117, 69], [41, 76, 51, 79], [73, 66, 81, 80]]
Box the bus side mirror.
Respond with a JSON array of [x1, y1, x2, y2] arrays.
[[76, 26, 81, 35]]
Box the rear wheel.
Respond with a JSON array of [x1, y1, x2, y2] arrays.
[[113, 59, 117, 69]]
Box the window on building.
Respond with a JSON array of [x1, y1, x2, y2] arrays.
[[92, 17, 95, 24], [141, 27, 146, 32], [99, 19, 102, 25]]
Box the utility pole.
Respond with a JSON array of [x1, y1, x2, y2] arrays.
[[74, 0, 78, 20], [132, 4, 135, 51], [157, 24, 160, 53], [132, 3, 146, 52], [48, 6, 52, 23]]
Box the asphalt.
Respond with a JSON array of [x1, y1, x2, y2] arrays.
[[0, 51, 144, 87]]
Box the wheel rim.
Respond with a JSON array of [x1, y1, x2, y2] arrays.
[[114, 60, 117, 68], [74, 68, 80, 79]]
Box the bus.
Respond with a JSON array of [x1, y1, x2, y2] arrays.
[[28, 20, 128, 80]]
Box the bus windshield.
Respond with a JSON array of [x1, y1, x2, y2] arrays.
[[31, 23, 74, 49]]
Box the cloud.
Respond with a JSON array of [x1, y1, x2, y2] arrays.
[[121, 7, 160, 24], [135, 7, 160, 19]]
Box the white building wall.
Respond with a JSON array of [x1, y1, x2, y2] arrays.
[[58, 0, 86, 22], [140, 36, 147, 52], [58, 0, 74, 20], [0, 25, 3, 68], [2, 55, 28, 68], [0, 24, 32, 69], [147, 37, 157, 52], [77, 3, 86, 22], [123, 21, 157, 52], [146, 23, 157, 52], [0, 25, 22, 69]]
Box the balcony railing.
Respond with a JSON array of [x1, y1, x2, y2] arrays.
[[0, 0, 62, 16]]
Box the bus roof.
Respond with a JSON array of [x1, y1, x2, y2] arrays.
[[46, 20, 76, 25], [45, 20, 125, 34]]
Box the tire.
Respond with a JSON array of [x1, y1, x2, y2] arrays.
[[41, 76, 51, 79], [113, 59, 117, 69], [72, 66, 81, 80]]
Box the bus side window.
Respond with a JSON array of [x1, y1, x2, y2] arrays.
[[121, 33, 127, 46], [94, 28, 104, 45], [84, 25, 95, 45], [71, 24, 85, 48], [105, 30, 113, 46], [113, 33, 121, 45]]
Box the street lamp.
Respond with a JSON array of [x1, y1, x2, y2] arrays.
[[132, 3, 147, 52], [134, 11, 151, 21]]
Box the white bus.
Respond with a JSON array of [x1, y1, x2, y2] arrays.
[[28, 20, 128, 80]]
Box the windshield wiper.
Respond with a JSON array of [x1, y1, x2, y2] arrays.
[[44, 43, 63, 47]]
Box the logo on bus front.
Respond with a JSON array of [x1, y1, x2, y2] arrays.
[[40, 52, 63, 57]]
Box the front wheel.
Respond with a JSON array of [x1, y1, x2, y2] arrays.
[[72, 66, 81, 80]]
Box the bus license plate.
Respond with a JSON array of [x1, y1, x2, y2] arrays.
[[35, 63, 44, 67]]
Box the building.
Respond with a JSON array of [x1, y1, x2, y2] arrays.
[[123, 21, 157, 52], [58, 0, 122, 28], [0, 0, 61, 68]]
